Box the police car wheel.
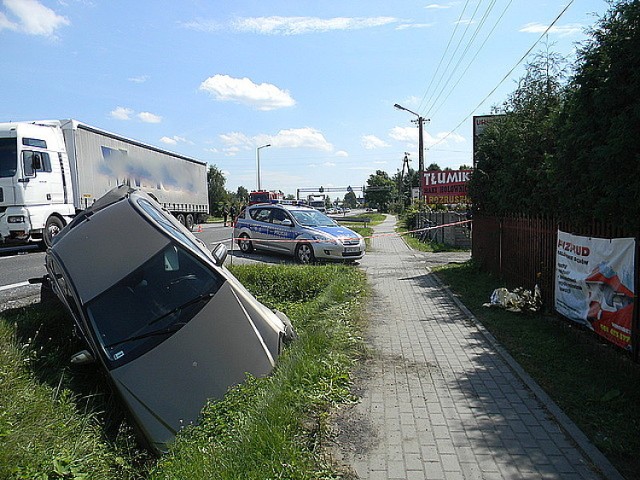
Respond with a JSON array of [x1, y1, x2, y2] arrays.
[[295, 243, 314, 264], [239, 234, 254, 253]]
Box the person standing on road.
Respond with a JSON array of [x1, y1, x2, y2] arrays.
[[230, 205, 237, 227], [223, 205, 229, 227]]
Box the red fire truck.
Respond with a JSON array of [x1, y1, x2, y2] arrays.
[[249, 190, 285, 205]]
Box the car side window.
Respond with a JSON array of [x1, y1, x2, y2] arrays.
[[250, 208, 271, 223]]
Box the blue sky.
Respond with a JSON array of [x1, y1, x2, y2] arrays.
[[2, 0, 607, 198]]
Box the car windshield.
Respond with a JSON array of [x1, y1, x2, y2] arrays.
[[86, 243, 225, 366], [290, 209, 337, 227], [0, 138, 17, 178]]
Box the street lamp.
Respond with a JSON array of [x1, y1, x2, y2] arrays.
[[256, 144, 271, 191], [394, 103, 429, 200]]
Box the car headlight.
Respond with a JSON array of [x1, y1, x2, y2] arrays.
[[8, 215, 25, 223], [311, 234, 337, 244]]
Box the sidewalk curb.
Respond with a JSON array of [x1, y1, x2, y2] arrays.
[[434, 273, 625, 480]]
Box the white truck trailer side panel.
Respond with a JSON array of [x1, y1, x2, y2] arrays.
[[61, 120, 208, 213]]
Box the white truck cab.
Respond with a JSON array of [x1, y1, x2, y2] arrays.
[[0, 120, 208, 247], [0, 121, 74, 246]]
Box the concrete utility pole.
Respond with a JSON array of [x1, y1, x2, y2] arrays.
[[394, 104, 429, 201]]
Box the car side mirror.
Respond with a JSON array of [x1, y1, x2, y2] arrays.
[[281, 219, 293, 227], [70, 349, 95, 365], [211, 242, 228, 266]]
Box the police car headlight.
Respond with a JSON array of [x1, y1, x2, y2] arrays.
[[8, 215, 25, 223], [312, 234, 337, 244]]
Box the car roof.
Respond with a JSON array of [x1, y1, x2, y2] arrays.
[[249, 203, 315, 211]]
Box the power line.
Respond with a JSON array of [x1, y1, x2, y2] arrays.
[[428, 0, 575, 150], [424, 0, 503, 118], [419, 0, 483, 114], [429, 0, 513, 119], [417, 0, 472, 113]]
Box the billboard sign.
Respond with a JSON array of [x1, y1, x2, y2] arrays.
[[421, 170, 471, 205], [555, 230, 635, 350]]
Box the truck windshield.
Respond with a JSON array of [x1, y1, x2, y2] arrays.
[[0, 138, 17, 178]]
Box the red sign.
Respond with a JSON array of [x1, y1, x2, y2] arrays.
[[421, 170, 471, 204]]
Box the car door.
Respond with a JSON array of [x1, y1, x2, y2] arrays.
[[248, 207, 273, 251], [266, 208, 296, 254]]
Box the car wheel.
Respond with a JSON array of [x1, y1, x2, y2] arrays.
[[176, 213, 186, 226], [185, 214, 194, 231], [239, 234, 254, 253], [44, 215, 64, 248], [295, 243, 315, 264]]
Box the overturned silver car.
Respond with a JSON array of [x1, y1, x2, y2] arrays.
[[42, 186, 294, 453]]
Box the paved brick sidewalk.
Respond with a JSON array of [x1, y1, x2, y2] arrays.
[[332, 215, 621, 480]]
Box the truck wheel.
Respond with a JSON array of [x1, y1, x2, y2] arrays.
[[176, 213, 186, 226], [295, 243, 315, 264], [238, 234, 254, 253], [44, 216, 64, 249], [185, 214, 194, 231]]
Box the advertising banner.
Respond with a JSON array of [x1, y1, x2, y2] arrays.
[[555, 230, 635, 350], [421, 170, 472, 204]]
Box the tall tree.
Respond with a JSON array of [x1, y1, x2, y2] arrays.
[[365, 170, 396, 212], [236, 186, 249, 204], [469, 44, 568, 216], [554, 0, 640, 228], [207, 165, 228, 216]]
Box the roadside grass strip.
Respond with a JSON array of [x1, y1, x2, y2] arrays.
[[0, 264, 367, 480], [151, 264, 367, 479]]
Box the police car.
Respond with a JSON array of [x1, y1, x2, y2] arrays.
[[233, 203, 365, 264]]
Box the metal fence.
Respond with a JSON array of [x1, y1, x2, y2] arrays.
[[472, 214, 637, 307], [472, 213, 640, 358]]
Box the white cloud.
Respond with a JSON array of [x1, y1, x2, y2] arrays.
[[219, 132, 252, 147], [200, 74, 295, 111], [390, 125, 466, 148], [389, 126, 417, 143], [1, 0, 69, 36], [263, 127, 333, 151], [396, 23, 434, 30], [128, 75, 149, 84], [362, 134, 390, 150], [335, 150, 349, 157], [138, 112, 162, 123], [110, 106, 134, 120], [219, 127, 333, 152], [425, 4, 452, 9], [230, 16, 397, 35], [519, 22, 583, 37], [160, 135, 186, 145], [323, 162, 336, 167]]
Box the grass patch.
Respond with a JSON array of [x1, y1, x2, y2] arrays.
[[435, 261, 640, 480], [2, 264, 367, 479], [151, 264, 367, 479], [0, 303, 148, 479]]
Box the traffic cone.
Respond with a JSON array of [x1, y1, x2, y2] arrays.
[[197, 224, 203, 233]]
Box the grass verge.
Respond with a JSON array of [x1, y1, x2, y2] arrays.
[[1, 264, 367, 479], [435, 261, 640, 480], [151, 264, 367, 479]]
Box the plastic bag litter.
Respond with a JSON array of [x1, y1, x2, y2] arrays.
[[483, 285, 541, 313]]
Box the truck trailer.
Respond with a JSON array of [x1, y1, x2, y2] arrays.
[[0, 119, 209, 247]]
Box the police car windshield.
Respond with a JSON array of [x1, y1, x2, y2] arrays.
[[291, 209, 336, 227]]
